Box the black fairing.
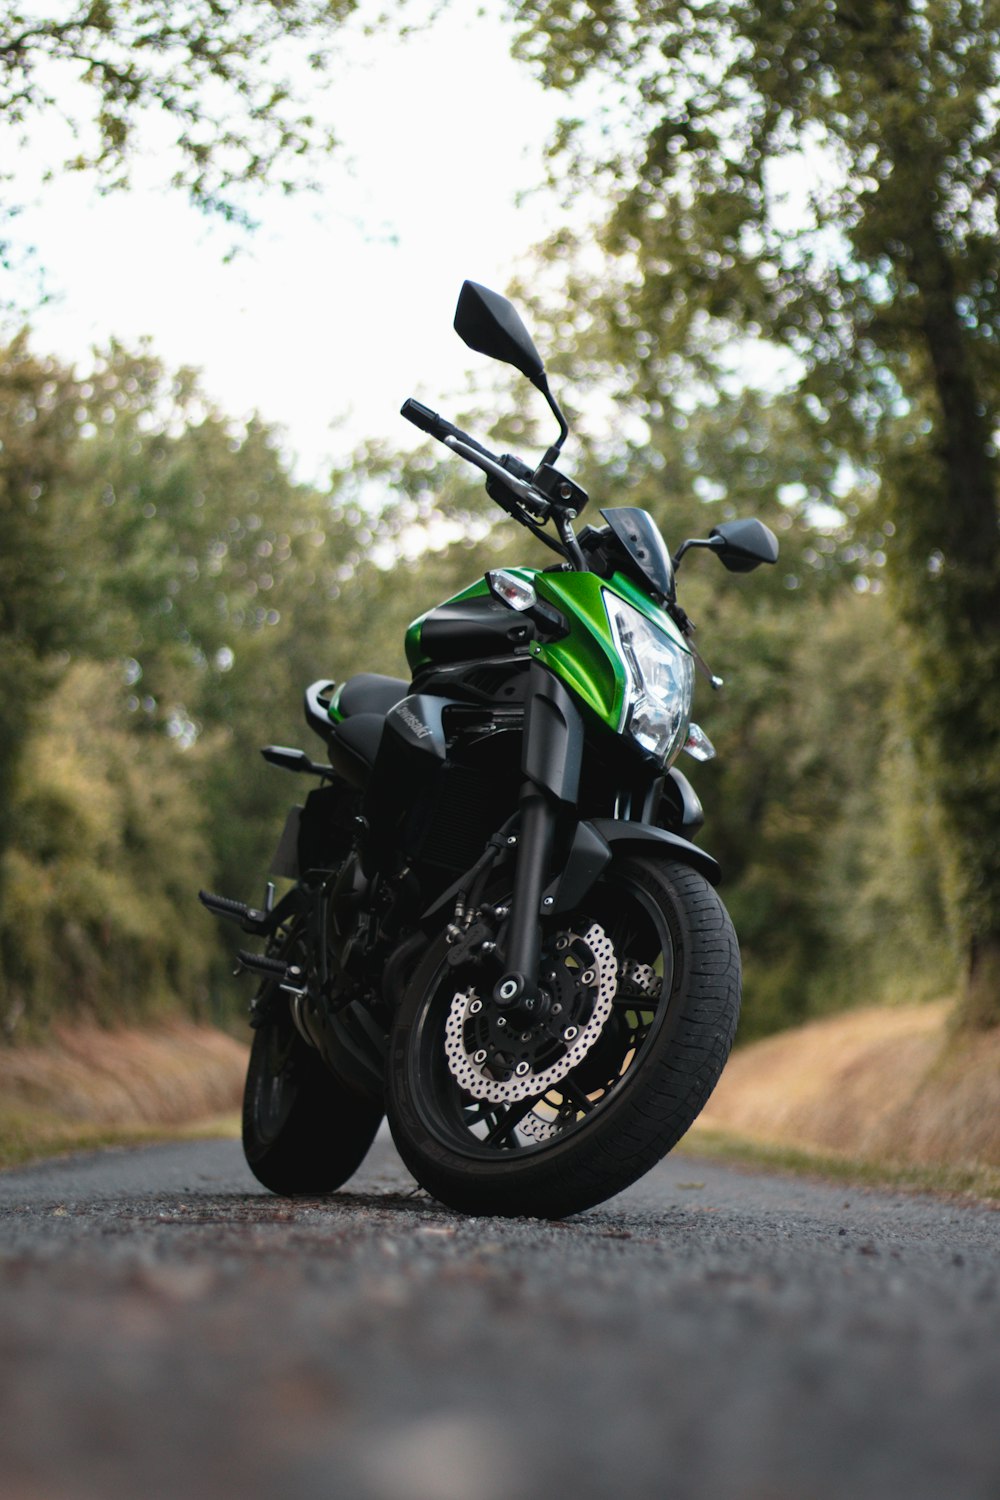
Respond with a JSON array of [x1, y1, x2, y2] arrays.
[[522, 662, 583, 805], [601, 507, 676, 602], [660, 767, 705, 837], [419, 594, 534, 664], [298, 781, 358, 874]]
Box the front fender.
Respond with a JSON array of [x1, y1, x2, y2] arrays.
[[546, 817, 720, 917], [590, 818, 720, 886]]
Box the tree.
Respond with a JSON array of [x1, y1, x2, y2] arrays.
[[1, 658, 218, 1031], [0, 330, 511, 1032], [0, 0, 413, 231], [0, 334, 357, 1028], [507, 0, 1000, 1026], [0, 337, 89, 855]]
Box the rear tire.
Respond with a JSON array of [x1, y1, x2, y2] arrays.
[[386, 856, 740, 1218], [242, 926, 382, 1195], [243, 1017, 382, 1195]]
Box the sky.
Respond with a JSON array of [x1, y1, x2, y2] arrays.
[[4, 6, 568, 484]]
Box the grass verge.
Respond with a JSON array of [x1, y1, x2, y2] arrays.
[[0, 1020, 245, 1171], [0, 1109, 241, 1172], [680, 1125, 1000, 1205]]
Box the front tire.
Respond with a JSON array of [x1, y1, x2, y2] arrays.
[[386, 856, 740, 1218]]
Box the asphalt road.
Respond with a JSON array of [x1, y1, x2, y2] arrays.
[[0, 1130, 997, 1500]]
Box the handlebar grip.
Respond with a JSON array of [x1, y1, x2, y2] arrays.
[[400, 397, 448, 439], [400, 397, 493, 458]]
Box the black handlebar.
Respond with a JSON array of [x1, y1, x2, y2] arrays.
[[400, 398, 491, 459], [400, 394, 554, 524]]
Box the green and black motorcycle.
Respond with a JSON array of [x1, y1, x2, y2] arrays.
[[201, 281, 778, 1218]]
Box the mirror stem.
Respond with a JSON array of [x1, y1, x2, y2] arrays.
[[532, 373, 569, 465], [672, 536, 724, 570]]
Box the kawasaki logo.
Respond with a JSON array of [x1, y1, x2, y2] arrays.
[[397, 705, 433, 740]]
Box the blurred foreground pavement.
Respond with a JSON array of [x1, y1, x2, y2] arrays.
[[0, 1131, 997, 1500]]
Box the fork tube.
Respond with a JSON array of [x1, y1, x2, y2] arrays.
[[503, 784, 557, 982], [497, 664, 583, 996]]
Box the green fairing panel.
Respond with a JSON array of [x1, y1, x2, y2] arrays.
[[327, 682, 346, 723], [403, 565, 690, 734], [531, 571, 690, 732], [525, 571, 623, 729]]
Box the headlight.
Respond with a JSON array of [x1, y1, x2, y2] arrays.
[[605, 593, 694, 766]]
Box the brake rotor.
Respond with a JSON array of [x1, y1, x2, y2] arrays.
[[517, 956, 662, 1142], [620, 958, 660, 1000], [444, 922, 617, 1105]]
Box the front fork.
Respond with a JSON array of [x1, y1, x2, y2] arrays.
[[493, 663, 583, 1020]]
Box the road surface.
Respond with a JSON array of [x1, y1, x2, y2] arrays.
[[0, 1131, 997, 1500]]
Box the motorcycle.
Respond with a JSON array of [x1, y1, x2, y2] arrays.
[[200, 281, 778, 1218]]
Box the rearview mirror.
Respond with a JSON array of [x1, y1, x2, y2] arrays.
[[454, 281, 546, 384], [673, 517, 780, 574], [708, 519, 780, 573]]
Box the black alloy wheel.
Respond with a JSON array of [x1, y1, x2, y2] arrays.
[[386, 856, 741, 1218]]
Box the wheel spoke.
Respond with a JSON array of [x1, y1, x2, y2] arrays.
[[559, 1076, 596, 1114], [611, 993, 657, 1011], [484, 1094, 543, 1146]]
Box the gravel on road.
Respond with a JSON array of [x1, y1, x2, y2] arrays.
[[0, 1132, 997, 1500]]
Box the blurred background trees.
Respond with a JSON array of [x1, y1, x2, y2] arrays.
[[0, 0, 387, 233], [1, 0, 994, 1038], [506, 0, 1000, 1026], [0, 329, 954, 1040]]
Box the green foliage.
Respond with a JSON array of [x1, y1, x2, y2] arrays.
[[0, 323, 956, 1043], [1, 660, 216, 1031], [507, 0, 1000, 1024], [714, 594, 955, 1037], [0, 336, 354, 1031], [0, 337, 90, 856], [0, 0, 394, 228]]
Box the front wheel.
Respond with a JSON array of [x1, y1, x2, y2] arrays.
[[386, 856, 741, 1219]]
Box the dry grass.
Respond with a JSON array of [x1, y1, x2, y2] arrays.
[[0, 1020, 246, 1168], [3, 1003, 998, 1197], [693, 1000, 1000, 1180]]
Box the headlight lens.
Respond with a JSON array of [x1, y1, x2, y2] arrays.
[[605, 593, 694, 766]]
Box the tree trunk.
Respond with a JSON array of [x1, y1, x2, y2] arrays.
[[962, 936, 1000, 1031], [906, 241, 1000, 1028], [917, 247, 1000, 621]]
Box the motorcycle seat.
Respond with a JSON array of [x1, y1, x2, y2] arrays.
[[332, 712, 386, 778], [337, 673, 409, 720]]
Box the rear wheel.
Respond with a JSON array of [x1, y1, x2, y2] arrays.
[[386, 856, 740, 1218], [242, 926, 382, 1195]]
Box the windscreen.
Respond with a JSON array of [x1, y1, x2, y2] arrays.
[[601, 507, 676, 602]]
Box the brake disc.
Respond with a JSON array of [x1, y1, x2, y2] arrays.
[[515, 955, 663, 1142], [620, 958, 660, 1000], [444, 921, 617, 1105]]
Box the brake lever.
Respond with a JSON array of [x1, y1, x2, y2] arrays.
[[443, 436, 552, 520]]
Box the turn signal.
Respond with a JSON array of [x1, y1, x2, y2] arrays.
[[683, 723, 716, 762], [487, 570, 538, 612]]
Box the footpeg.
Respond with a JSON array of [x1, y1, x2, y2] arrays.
[[235, 949, 305, 993], [199, 889, 271, 935]]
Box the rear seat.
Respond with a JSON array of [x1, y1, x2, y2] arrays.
[[337, 674, 409, 719]]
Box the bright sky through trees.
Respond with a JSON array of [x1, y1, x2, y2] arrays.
[[4, 6, 563, 481]]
